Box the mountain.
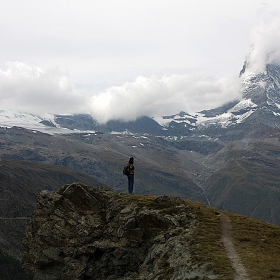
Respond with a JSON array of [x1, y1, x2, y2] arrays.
[[1, 64, 280, 136], [3, 63, 280, 277], [1, 64, 280, 217], [2, 65, 280, 138], [23, 183, 280, 280], [152, 64, 280, 138]]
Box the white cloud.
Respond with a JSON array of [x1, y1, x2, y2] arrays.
[[3, 2, 280, 123], [0, 62, 242, 123], [89, 74, 242, 123], [246, 5, 280, 74], [0, 62, 87, 115]]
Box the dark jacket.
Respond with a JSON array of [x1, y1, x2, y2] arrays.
[[126, 163, 135, 175]]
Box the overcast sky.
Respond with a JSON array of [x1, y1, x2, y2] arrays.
[[1, 0, 280, 122]]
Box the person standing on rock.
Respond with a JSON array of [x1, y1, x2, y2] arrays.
[[123, 157, 135, 194]]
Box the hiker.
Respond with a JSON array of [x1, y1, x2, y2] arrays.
[[123, 157, 135, 194]]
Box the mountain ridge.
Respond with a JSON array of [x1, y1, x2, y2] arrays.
[[22, 183, 280, 280], [1, 64, 280, 136], [1, 65, 280, 224], [2, 63, 280, 278]]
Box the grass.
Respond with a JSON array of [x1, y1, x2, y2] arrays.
[[118, 194, 280, 279], [229, 212, 280, 280], [122, 193, 163, 209], [186, 201, 235, 279]]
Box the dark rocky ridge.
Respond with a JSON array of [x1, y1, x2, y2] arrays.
[[22, 183, 217, 280], [22, 183, 280, 280]]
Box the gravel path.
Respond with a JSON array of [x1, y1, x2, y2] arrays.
[[220, 213, 251, 280]]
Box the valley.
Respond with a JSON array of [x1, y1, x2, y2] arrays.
[[1, 122, 280, 229]]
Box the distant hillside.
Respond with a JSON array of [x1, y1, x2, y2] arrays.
[[0, 126, 202, 199], [0, 249, 31, 280], [203, 131, 280, 225], [0, 157, 102, 260], [1, 124, 280, 229], [23, 183, 280, 280]]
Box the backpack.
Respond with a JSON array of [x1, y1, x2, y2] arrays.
[[123, 165, 130, 175]]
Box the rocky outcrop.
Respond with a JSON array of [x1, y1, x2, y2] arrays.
[[22, 183, 218, 280]]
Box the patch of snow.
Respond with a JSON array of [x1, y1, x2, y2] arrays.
[[0, 109, 97, 135], [235, 109, 255, 123], [0, 109, 61, 134], [152, 116, 171, 127], [229, 99, 257, 113], [196, 105, 255, 128], [111, 131, 123, 135], [259, 81, 267, 88], [153, 113, 196, 127]]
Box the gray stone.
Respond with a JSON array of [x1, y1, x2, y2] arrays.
[[23, 183, 217, 279]]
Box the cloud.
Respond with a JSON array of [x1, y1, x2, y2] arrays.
[[89, 74, 242, 123], [2, 2, 280, 125], [246, 5, 280, 73], [0, 62, 87, 115], [0, 62, 242, 123]]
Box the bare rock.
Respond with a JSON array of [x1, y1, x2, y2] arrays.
[[22, 183, 216, 280]]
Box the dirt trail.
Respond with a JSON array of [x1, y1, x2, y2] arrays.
[[0, 217, 30, 220], [220, 213, 251, 280]]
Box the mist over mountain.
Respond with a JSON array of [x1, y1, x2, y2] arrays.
[[2, 62, 280, 136], [2, 62, 280, 279]]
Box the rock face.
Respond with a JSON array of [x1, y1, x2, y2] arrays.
[[22, 183, 216, 280]]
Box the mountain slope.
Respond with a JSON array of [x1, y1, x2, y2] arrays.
[[1, 119, 280, 228], [152, 64, 280, 136], [0, 126, 202, 199], [2, 64, 280, 239], [0, 157, 102, 260], [205, 148, 280, 225], [1, 65, 280, 137], [23, 183, 280, 280]]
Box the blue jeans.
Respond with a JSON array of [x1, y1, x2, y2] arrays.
[[127, 174, 134, 194]]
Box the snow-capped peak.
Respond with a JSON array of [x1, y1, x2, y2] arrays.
[[0, 109, 69, 134]]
